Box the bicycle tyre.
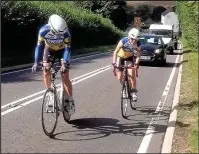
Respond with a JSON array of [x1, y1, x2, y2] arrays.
[[121, 81, 129, 119], [128, 79, 136, 110], [41, 88, 59, 137], [63, 107, 71, 123], [61, 88, 71, 123]]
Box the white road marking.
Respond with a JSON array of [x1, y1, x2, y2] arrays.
[[1, 52, 109, 76], [1, 65, 110, 110], [1, 66, 111, 116], [137, 53, 181, 153], [161, 44, 184, 153]]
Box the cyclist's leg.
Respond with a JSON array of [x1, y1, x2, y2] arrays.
[[115, 56, 124, 84], [43, 46, 52, 88], [57, 49, 73, 98], [62, 70, 73, 97], [58, 49, 75, 114], [127, 57, 137, 91], [127, 57, 138, 101]]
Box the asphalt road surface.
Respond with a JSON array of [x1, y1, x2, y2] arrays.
[[1, 50, 182, 153]]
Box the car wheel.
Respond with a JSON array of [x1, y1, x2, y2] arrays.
[[161, 58, 166, 65], [159, 54, 167, 66], [167, 46, 174, 54], [174, 42, 178, 50]]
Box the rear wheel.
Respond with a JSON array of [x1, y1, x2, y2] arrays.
[[41, 88, 59, 137], [61, 89, 71, 123], [63, 104, 71, 123]]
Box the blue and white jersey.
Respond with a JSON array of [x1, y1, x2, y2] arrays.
[[37, 24, 71, 51]]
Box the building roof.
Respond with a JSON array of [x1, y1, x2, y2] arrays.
[[162, 8, 173, 16]]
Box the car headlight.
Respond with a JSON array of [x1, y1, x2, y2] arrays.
[[154, 49, 161, 54]]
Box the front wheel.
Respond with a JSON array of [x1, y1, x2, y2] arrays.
[[121, 81, 131, 119], [41, 88, 59, 137]]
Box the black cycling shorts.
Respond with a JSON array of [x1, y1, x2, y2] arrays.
[[43, 46, 64, 63], [116, 56, 135, 71]]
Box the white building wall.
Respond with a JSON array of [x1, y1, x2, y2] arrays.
[[161, 12, 179, 33], [161, 15, 165, 24]]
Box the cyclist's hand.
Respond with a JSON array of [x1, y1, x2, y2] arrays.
[[32, 62, 39, 73], [61, 61, 70, 73], [135, 63, 139, 69]]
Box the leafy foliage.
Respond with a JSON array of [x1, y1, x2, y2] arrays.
[[72, 1, 128, 30], [1, 1, 123, 59], [176, 1, 198, 51]]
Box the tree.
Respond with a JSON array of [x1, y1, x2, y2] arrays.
[[151, 6, 167, 22], [72, 1, 128, 30]]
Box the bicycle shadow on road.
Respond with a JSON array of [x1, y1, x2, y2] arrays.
[[51, 117, 167, 142], [125, 105, 171, 121]]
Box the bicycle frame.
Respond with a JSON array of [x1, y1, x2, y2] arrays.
[[113, 61, 138, 78], [49, 66, 63, 111]]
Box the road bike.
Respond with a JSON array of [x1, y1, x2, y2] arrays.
[[113, 61, 138, 119], [40, 56, 73, 137]]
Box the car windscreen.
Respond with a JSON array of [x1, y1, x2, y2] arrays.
[[140, 36, 162, 45], [150, 30, 172, 37]]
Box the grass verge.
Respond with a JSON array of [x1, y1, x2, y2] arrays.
[[171, 38, 198, 153]]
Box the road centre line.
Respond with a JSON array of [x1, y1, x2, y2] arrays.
[[137, 53, 181, 153], [1, 65, 111, 110], [1, 66, 111, 116]]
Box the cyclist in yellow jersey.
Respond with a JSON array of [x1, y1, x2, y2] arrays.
[[112, 28, 141, 101]]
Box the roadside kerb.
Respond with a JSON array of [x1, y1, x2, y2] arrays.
[[2, 50, 113, 73], [161, 41, 183, 153]]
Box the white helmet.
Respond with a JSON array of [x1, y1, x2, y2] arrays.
[[48, 14, 67, 34], [128, 28, 140, 40]]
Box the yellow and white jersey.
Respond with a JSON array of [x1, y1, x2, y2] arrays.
[[117, 37, 141, 58]]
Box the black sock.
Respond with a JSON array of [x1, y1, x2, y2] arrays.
[[131, 88, 138, 92]]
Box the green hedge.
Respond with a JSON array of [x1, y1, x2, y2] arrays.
[[176, 1, 198, 51], [1, 1, 123, 58]]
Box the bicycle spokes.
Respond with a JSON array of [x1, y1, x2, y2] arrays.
[[42, 88, 59, 137]]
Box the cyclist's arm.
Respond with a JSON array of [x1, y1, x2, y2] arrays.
[[113, 40, 123, 64], [135, 46, 141, 65], [34, 26, 48, 63], [62, 31, 71, 63], [34, 35, 45, 63]]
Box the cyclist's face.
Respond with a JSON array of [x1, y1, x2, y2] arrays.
[[129, 38, 137, 44]]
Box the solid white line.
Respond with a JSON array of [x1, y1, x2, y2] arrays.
[[1, 66, 111, 116], [137, 53, 181, 153], [161, 44, 184, 153], [1, 89, 47, 109], [1, 65, 111, 109], [1, 52, 110, 75]]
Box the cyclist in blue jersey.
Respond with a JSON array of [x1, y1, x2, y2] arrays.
[[32, 14, 75, 115]]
